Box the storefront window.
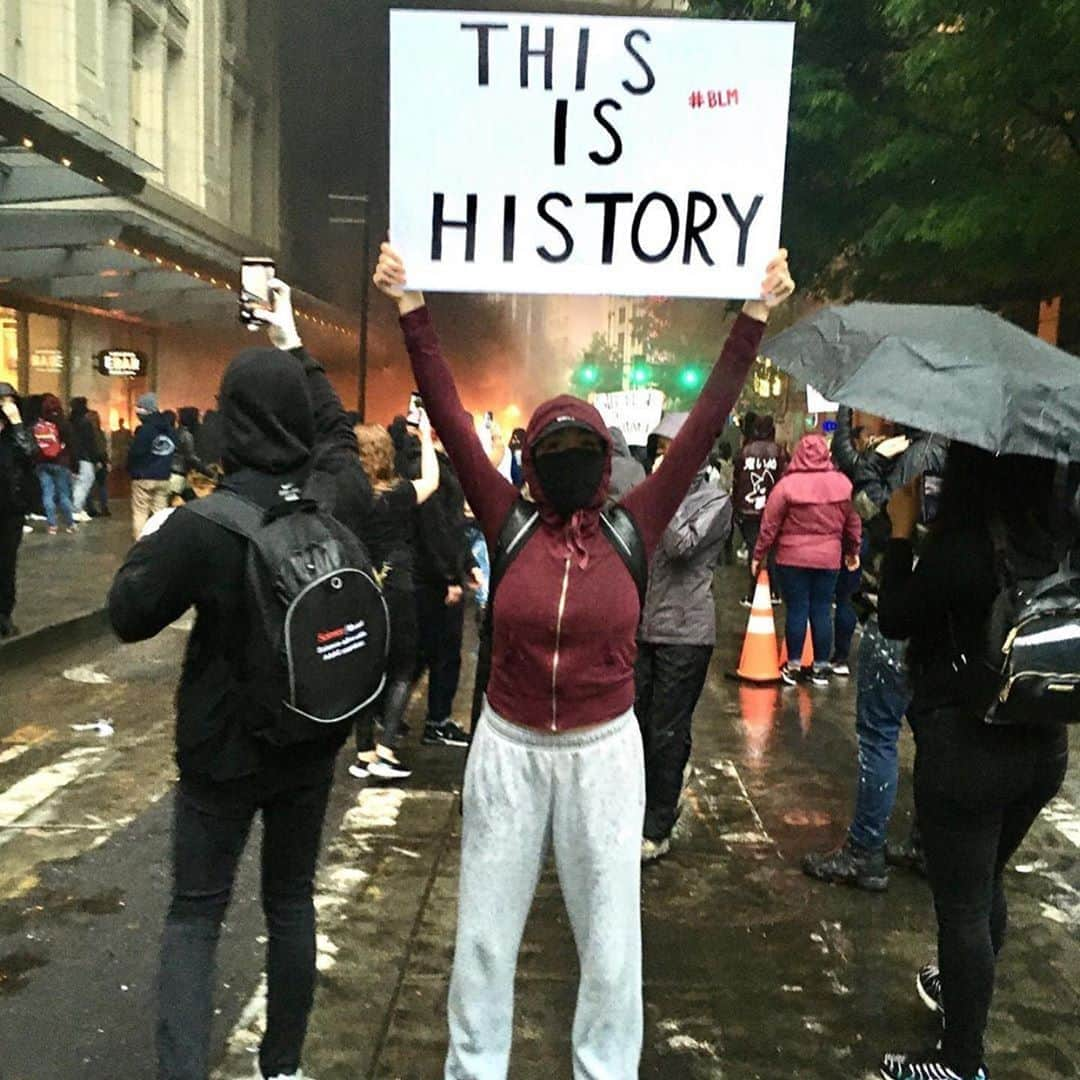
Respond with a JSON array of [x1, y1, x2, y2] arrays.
[[27, 313, 66, 399], [0, 308, 17, 389]]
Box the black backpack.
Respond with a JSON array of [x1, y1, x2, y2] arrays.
[[186, 487, 389, 745], [470, 498, 648, 725], [982, 517, 1080, 727]]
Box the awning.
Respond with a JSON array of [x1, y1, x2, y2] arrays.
[[0, 76, 355, 337]]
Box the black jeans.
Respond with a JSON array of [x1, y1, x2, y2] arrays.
[[737, 515, 776, 599], [415, 580, 466, 725], [912, 708, 1068, 1075], [355, 585, 417, 753], [635, 642, 714, 842], [0, 512, 23, 619], [158, 762, 335, 1080]]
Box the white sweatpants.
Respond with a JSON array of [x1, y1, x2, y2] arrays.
[[445, 701, 645, 1080]]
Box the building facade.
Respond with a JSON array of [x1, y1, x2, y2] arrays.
[[0, 0, 354, 438]]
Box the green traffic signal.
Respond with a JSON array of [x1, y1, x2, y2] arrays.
[[630, 364, 650, 386], [678, 366, 702, 390], [579, 364, 600, 386]]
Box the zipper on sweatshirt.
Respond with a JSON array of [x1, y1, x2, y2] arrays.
[[551, 556, 572, 731]]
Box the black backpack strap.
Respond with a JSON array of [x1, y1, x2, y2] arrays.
[[601, 504, 648, 609], [183, 490, 266, 540], [470, 499, 541, 727]]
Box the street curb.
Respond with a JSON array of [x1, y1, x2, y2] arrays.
[[0, 607, 112, 671]]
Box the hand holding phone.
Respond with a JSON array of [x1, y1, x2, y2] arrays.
[[240, 257, 276, 331]]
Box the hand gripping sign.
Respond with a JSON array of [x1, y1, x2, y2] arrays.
[[390, 10, 793, 299]]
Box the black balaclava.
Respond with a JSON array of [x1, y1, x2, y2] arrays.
[[532, 447, 606, 519]]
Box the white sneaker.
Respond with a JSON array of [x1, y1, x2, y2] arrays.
[[22, 525, 33, 535], [73, 511, 92, 523], [368, 753, 412, 780], [265, 1071, 312, 1080], [347, 761, 370, 780], [831, 662, 851, 678], [641, 837, 670, 863]]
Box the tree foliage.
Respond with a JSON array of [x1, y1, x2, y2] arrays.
[[688, 0, 1079, 321]]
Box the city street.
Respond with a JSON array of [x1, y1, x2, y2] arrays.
[[1, 525, 1077, 1079]]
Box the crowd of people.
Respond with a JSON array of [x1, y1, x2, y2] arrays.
[[0, 238, 1070, 1080]]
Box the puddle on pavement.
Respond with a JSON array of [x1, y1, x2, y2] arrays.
[[0, 948, 48, 994], [0, 885, 126, 934]]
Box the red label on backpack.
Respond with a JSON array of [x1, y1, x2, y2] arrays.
[[33, 420, 63, 460]]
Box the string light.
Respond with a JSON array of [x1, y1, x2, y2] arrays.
[[60, 156, 72, 168], [92, 236, 355, 337], [21, 136, 33, 149]]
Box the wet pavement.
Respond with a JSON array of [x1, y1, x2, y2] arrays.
[[0, 555, 1077, 1079]]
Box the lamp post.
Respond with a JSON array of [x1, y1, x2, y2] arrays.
[[328, 193, 371, 419]]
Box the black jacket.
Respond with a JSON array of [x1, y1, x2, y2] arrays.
[[0, 394, 36, 517], [108, 346, 370, 781], [832, 406, 948, 622]]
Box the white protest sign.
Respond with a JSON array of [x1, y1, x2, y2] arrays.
[[390, 10, 794, 298], [591, 389, 666, 446], [806, 385, 838, 413]]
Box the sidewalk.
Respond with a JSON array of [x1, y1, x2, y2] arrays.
[[0, 508, 134, 665]]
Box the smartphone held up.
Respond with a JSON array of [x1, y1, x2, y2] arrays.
[[239, 257, 276, 330]]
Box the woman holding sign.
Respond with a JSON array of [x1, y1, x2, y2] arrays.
[[374, 243, 793, 1079]]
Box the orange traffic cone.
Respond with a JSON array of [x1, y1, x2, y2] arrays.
[[779, 622, 815, 670], [737, 572, 782, 683]]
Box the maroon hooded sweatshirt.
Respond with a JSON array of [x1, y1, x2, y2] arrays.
[[401, 305, 765, 732], [753, 434, 861, 571]]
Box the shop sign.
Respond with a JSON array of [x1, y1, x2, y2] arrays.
[[31, 348, 65, 372], [95, 349, 147, 377]]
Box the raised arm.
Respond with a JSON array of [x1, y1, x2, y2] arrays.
[[623, 250, 795, 555], [375, 244, 517, 543], [411, 411, 441, 504]]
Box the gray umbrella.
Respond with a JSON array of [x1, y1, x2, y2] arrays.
[[764, 303, 1080, 460]]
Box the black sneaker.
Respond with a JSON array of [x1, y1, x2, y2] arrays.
[[780, 662, 800, 687], [880, 1050, 988, 1080], [0, 614, 18, 638], [916, 964, 944, 1016], [802, 839, 889, 891], [422, 720, 470, 747], [887, 837, 929, 878]]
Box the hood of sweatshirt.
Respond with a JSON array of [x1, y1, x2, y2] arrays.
[[219, 347, 314, 476], [609, 425, 632, 459], [784, 434, 853, 504], [522, 394, 613, 568]]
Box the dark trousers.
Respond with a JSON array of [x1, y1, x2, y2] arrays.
[[912, 709, 1068, 1075], [415, 580, 466, 725], [355, 585, 417, 754], [849, 620, 910, 851], [158, 764, 334, 1080], [635, 642, 714, 842], [833, 564, 862, 663], [0, 512, 23, 619], [774, 564, 839, 668]]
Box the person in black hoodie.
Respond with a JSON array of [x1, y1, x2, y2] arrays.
[[69, 396, 101, 521], [0, 382, 35, 636], [108, 280, 368, 1080], [733, 414, 788, 604], [875, 445, 1070, 1080]]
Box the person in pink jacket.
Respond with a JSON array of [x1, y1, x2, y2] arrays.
[[751, 434, 861, 686]]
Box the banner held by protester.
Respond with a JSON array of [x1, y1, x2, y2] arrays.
[[390, 10, 794, 298]]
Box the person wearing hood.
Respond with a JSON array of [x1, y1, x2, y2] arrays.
[[0, 382, 35, 636], [170, 406, 203, 497], [608, 425, 647, 498], [68, 396, 101, 522], [374, 242, 794, 1079], [635, 412, 733, 862], [802, 408, 949, 891], [127, 391, 176, 538], [33, 392, 77, 534], [108, 280, 366, 1080], [734, 413, 789, 604], [752, 434, 862, 687]]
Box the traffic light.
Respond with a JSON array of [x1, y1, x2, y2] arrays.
[[678, 366, 703, 391], [630, 362, 650, 387], [577, 364, 600, 387]]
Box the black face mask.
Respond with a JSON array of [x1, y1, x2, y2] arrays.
[[533, 447, 605, 518]]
